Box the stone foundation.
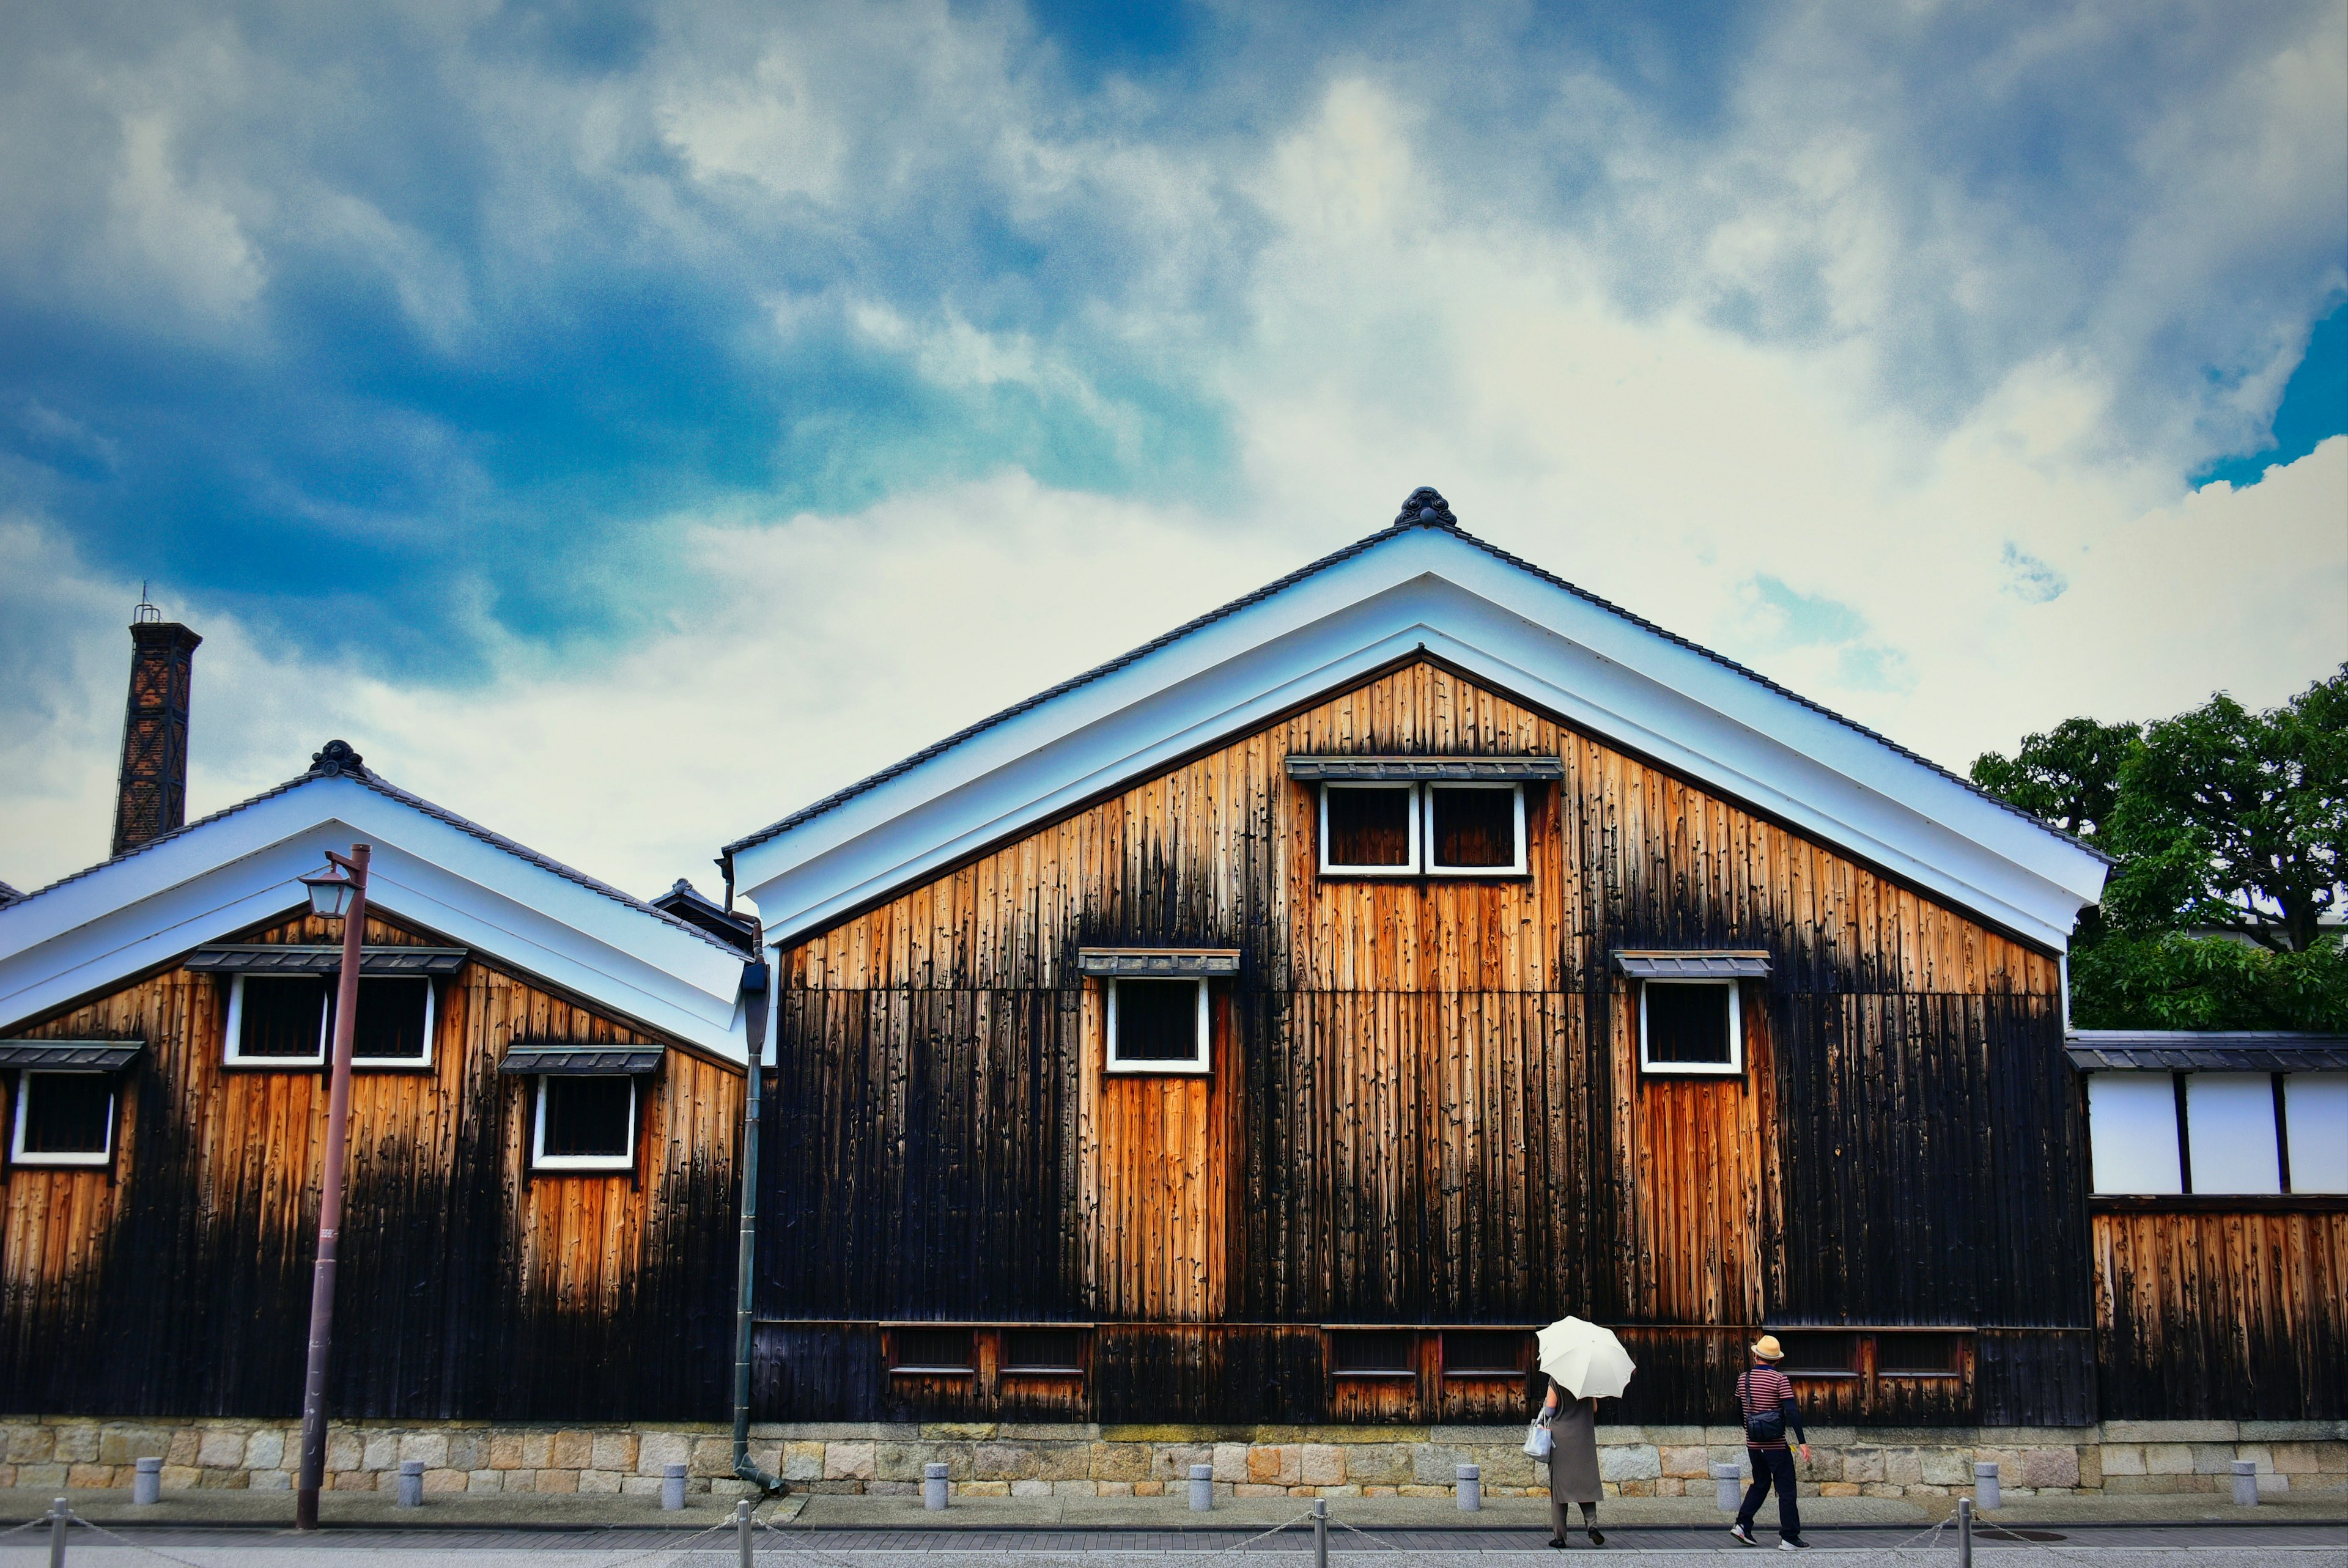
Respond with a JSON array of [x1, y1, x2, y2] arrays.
[[4, 1417, 2341, 1501]]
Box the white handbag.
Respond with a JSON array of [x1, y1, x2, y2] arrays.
[[1523, 1418, 1553, 1459]]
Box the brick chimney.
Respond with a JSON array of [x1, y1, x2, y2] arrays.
[[110, 596, 202, 857]]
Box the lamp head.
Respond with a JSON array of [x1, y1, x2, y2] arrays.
[[300, 866, 356, 922]]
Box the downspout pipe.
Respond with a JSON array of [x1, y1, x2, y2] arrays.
[[732, 955, 784, 1494]]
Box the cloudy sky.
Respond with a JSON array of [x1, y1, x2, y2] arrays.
[[2, 0, 2344, 904]]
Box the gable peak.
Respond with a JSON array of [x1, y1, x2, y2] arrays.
[[308, 739, 368, 779], [1392, 486, 1457, 530]]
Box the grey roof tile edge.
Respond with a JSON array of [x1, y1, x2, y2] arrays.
[[2069, 1050, 2348, 1072], [2, 764, 749, 962], [0, 880, 21, 906], [720, 507, 2107, 867]]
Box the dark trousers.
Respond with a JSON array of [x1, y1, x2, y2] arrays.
[[1737, 1446, 1802, 1539]]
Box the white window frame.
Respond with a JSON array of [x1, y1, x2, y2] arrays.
[[1636, 978, 1744, 1076], [10, 1070, 117, 1168], [1318, 782, 1422, 876], [531, 1074, 638, 1171], [1423, 782, 1527, 876], [1105, 976, 1212, 1075], [345, 977, 437, 1070], [222, 973, 329, 1067]]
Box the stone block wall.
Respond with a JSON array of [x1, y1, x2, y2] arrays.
[[2, 1416, 2341, 1501]]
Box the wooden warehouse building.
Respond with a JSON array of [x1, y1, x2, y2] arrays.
[[0, 679, 757, 1428], [723, 488, 2152, 1434], [2, 496, 2339, 1503]]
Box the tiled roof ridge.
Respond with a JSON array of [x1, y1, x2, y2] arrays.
[[722, 489, 2105, 865], [2, 749, 750, 960]]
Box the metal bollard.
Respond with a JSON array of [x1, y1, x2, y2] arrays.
[[736, 1498, 752, 1568], [1455, 1462, 1480, 1511], [1974, 1459, 2000, 1511], [1312, 1496, 1328, 1568], [2232, 1459, 2259, 1507], [133, 1457, 162, 1506], [1957, 1496, 1973, 1568], [924, 1461, 950, 1511], [1711, 1460, 1741, 1512], [1189, 1462, 1213, 1511], [661, 1463, 687, 1511], [49, 1496, 67, 1568], [397, 1459, 424, 1508]]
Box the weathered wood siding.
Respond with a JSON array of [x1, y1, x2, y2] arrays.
[[0, 908, 740, 1420], [2093, 1204, 2348, 1420], [762, 658, 2086, 1424]]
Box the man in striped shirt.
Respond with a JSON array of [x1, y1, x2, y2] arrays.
[[1730, 1335, 1811, 1550]]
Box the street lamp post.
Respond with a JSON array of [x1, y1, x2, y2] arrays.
[[294, 844, 370, 1531]]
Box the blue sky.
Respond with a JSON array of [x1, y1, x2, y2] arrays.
[[2, 1, 2344, 896]]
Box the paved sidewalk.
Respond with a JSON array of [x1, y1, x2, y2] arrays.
[[2, 1486, 2346, 1568], [2, 1517, 2347, 1567], [6, 1482, 2342, 1533]]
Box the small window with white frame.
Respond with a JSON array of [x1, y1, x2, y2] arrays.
[[1318, 782, 1528, 876], [1425, 783, 1525, 875], [10, 1070, 119, 1167], [1637, 980, 1743, 1075], [343, 977, 435, 1069], [224, 974, 330, 1065], [1320, 783, 1419, 874], [531, 1075, 637, 1171], [1106, 977, 1211, 1074]]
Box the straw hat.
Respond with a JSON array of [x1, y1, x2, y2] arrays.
[[1751, 1334, 1785, 1361]]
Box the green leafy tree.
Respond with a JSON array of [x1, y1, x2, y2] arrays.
[[1971, 667, 2348, 1031], [1968, 716, 2141, 843], [2103, 674, 2346, 951]]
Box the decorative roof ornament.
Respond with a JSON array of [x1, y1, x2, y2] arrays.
[[1392, 486, 1457, 529], [309, 739, 367, 778], [132, 581, 163, 625]]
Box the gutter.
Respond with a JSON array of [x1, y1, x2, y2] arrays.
[[731, 955, 784, 1494]]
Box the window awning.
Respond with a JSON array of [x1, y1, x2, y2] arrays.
[[2066, 1032, 2348, 1073], [1076, 948, 1242, 978], [498, 1042, 665, 1076], [186, 945, 468, 977], [1284, 756, 1563, 782], [1614, 951, 1773, 979], [0, 1040, 144, 1071]]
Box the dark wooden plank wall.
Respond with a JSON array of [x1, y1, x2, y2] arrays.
[[763, 659, 2088, 1424], [2093, 1208, 2347, 1419], [0, 908, 741, 1421]]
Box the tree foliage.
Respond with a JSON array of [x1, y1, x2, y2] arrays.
[[1972, 666, 2348, 1031]]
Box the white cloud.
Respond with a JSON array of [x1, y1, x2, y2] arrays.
[[2, 5, 2345, 910]]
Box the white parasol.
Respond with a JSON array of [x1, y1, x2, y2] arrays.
[[1536, 1316, 1637, 1401]]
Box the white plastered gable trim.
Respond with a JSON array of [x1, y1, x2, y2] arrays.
[[731, 526, 2108, 952], [0, 776, 747, 1058]]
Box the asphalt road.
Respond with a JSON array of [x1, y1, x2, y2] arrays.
[[6, 1517, 2348, 1567]]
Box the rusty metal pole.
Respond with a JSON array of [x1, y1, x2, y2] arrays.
[[295, 843, 369, 1531]]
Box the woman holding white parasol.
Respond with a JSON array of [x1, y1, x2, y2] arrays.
[[1532, 1317, 1635, 1548]]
